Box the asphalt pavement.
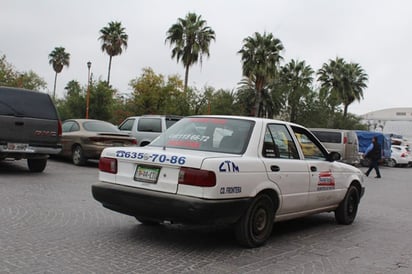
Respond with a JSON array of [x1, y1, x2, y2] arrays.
[[1, 159, 411, 274]]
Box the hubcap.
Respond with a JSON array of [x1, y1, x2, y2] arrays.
[[253, 208, 267, 234]]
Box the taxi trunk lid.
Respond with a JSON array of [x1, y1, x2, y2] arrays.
[[99, 146, 215, 194]]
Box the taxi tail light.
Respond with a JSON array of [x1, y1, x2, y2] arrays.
[[99, 157, 117, 174], [401, 152, 406, 158], [178, 167, 216, 187]]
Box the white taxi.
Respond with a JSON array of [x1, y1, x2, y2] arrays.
[[92, 116, 365, 247]]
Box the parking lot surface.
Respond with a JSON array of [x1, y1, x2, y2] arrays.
[[1, 159, 411, 273]]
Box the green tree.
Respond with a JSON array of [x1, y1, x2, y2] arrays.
[[89, 81, 116, 121], [129, 67, 191, 116], [48, 47, 70, 99], [279, 59, 314, 122], [0, 55, 17, 86], [190, 86, 212, 114], [1, 55, 46, 90], [165, 12, 216, 92], [317, 57, 368, 118], [209, 88, 237, 115], [238, 32, 284, 117], [55, 80, 86, 120], [15, 71, 47, 91], [129, 68, 167, 115], [162, 74, 186, 115], [341, 63, 368, 116], [99, 21, 128, 85], [235, 81, 257, 116]]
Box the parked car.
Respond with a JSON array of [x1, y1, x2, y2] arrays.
[[0, 86, 62, 172], [118, 115, 182, 146], [387, 145, 412, 167], [92, 115, 365, 247], [60, 119, 137, 165], [310, 128, 360, 166]]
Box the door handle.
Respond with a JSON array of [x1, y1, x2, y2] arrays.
[[270, 165, 280, 172], [310, 166, 317, 172]]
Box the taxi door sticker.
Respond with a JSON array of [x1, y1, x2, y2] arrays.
[[317, 171, 335, 191]]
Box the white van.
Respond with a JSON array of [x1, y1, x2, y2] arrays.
[[310, 128, 360, 165]]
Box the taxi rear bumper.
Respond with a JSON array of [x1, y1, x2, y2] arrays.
[[92, 182, 252, 225]]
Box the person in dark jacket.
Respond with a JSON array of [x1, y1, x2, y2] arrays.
[[364, 136, 382, 178]]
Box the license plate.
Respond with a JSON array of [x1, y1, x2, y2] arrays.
[[134, 165, 160, 183], [6, 143, 29, 151]]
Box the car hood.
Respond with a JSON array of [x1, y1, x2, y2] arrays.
[[332, 160, 363, 174]]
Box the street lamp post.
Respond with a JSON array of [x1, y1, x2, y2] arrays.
[[86, 61, 91, 119]]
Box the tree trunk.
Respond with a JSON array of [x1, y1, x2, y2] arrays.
[[107, 56, 113, 85], [184, 65, 189, 92], [53, 72, 58, 100], [343, 103, 349, 118], [254, 78, 264, 117]]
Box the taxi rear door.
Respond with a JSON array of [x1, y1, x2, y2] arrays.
[[261, 124, 311, 215]]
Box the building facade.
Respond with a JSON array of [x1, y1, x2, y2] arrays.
[[360, 108, 412, 143]]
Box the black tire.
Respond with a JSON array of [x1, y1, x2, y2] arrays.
[[235, 194, 275, 248], [27, 158, 47, 172], [335, 185, 360, 225], [387, 158, 396, 168], [72, 145, 86, 166], [135, 217, 160, 225]]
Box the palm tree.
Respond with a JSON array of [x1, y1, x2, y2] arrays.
[[238, 32, 284, 117], [280, 59, 314, 122], [165, 12, 216, 92], [341, 63, 368, 116], [48, 47, 70, 99], [99, 21, 128, 85], [317, 57, 368, 117]]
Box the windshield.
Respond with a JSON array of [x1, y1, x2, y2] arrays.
[[150, 117, 254, 154]]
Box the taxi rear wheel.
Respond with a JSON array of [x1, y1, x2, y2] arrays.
[[335, 185, 359, 225], [235, 193, 275, 248]]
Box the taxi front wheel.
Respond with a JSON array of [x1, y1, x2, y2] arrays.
[[235, 194, 275, 248], [335, 185, 359, 225]]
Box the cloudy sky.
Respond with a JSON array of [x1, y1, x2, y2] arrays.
[[1, 0, 411, 115]]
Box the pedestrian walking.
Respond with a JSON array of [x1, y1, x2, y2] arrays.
[[364, 136, 382, 178]]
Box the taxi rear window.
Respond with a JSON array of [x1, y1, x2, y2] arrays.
[[150, 117, 254, 154]]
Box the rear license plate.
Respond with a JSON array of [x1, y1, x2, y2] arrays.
[[134, 165, 160, 183], [6, 143, 29, 151]]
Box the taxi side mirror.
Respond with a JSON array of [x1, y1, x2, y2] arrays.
[[328, 151, 341, 162]]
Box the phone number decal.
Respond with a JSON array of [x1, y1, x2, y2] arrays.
[[115, 150, 186, 165]]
